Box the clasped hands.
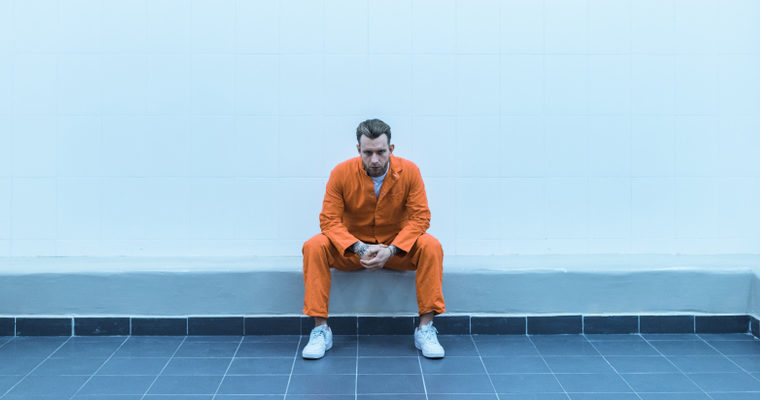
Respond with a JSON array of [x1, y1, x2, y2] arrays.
[[354, 242, 393, 271]]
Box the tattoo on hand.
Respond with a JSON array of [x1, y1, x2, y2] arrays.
[[353, 242, 369, 258], [388, 245, 398, 257]]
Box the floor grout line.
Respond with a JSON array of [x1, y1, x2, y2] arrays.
[[282, 334, 303, 399], [139, 335, 188, 400], [470, 334, 502, 400], [584, 333, 645, 400], [211, 335, 245, 400], [0, 336, 72, 399], [67, 336, 131, 400], [527, 335, 572, 400], [639, 334, 716, 400]]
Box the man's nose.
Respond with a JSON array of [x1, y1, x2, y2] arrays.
[[371, 154, 379, 163]]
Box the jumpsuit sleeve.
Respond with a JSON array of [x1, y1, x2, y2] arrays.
[[390, 163, 431, 254], [319, 167, 361, 257]]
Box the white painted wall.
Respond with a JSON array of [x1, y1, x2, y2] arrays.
[[0, 0, 758, 256]]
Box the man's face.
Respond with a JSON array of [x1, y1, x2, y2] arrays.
[[357, 134, 394, 177]]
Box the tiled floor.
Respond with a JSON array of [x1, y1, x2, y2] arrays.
[[1, 333, 760, 399]]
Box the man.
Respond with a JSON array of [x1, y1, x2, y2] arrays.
[[301, 118, 446, 359]]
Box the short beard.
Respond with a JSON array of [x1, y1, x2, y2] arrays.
[[363, 161, 389, 178]]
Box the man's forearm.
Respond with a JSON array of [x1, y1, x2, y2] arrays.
[[352, 241, 370, 258]]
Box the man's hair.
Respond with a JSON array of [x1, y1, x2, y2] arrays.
[[356, 119, 391, 144]]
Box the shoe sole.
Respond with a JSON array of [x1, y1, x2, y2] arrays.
[[414, 342, 445, 359], [302, 342, 333, 359]]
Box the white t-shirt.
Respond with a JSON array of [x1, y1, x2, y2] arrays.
[[371, 166, 389, 199]]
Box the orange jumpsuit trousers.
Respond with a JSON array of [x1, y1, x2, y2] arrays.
[[302, 233, 446, 318]]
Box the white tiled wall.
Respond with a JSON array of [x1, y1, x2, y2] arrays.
[[1, 0, 759, 256]]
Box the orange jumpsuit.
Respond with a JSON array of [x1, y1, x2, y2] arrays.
[[302, 154, 446, 318]]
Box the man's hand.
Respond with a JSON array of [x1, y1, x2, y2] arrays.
[[360, 246, 394, 271], [353, 242, 387, 260]]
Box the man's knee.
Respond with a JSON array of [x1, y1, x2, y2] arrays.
[[416, 234, 443, 255], [303, 234, 331, 255]]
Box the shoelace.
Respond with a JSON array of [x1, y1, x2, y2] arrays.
[[309, 328, 326, 345], [421, 326, 440, 346]]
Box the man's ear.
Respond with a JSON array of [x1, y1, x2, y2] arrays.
[[389, 144, 394, 153], [356, 144, 361, 154]]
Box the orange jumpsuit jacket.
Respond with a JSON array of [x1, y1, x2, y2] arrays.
[[319, 154, 431, 257]]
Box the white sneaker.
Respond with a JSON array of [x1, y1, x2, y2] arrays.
[[302, 324, 333, 359], [414, 321, 445, 359]]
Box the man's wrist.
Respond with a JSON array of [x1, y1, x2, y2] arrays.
[[388, 245, 398, 257], [352, 241, 369, 257]]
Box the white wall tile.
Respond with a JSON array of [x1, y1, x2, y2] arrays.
[[673, 239, 721, 254], [456, 117, 500, 177], [456, 55, 500, 116], [0, 55, 9, 115], [544, 55, 587, 116], [380, 116, 412, 160], [277, 178, 324, 240], [236, 55, 279, 115], [545, 239, 589, 254], [501, 117, 544, 177], [57, 116, 101, 178], [718, 0, 760, 54], [412, 55, 456, 116], [718, 116, 760, 177], [544, 117, 587, 177], [103, 0, 146, 53], [457, 240, 502, 255], [674, 55, 717, 116], [544, 178, 587, 239], [279, 116, 324, 177], [143, 240, 191, 256], [280, 0, 324, 53], [0, 241, 9, 257], [588, 0, 631, 54], [12, 240, 56, 257], [674, 116, 719, 177], [587, 117, 631, 177], [102, 55, 147, 116], [280, 55, 324, 115], [631, 55, 674, 116], [501, 0, 543, 54], [191, 0, 235, 54], [190, 178, 235, 240], [145, 117, 192, 177], [101, 178, 146, 240], [234, 178, 279, 240], [322, 117, 363, 177], [367, 55, 412, 116], [235, 116, 279, 178], [191, 55, 236, 115], [501, 55, 543, 116], [631, 0, 674, 54], [0, 1, 11, 53], [456, 0, 500, 54], [58, 54, 102, 115], [12, 54, 57, 116], [632, 178, 675, 239], [502, 239, 547, 255], [324, 55, 368, 116], [145, 178, 191, 239], [674, 0, 718, 54], [12, 116, 57, 177], [424, 178, 456, 253], [456, 178, 500, 240], [190, 117, 236, 177], [675, 178, 720, 239], [588, 56, 631, 116], [588, 178, 631, 239], [500, 178, 544, 239], [58, 0, 102, 53], [101, 240, 147, 256], [368, 0, 412, 54], [13, 0, 57, 53], [588, 239, 631, 254], [544, 0, 587, 54], [236, 0, 280, 53], [0, 117, 11, 177], [631, 117, 674, 177], [0, 178, 10, 239], [325, 0, 368, 54], [101, 117, 147, 178], [185, 240, 239, 256], [718, 55, 760, 116], [56, 178, 101, 240], [719, 178, 760, 239], [146, 54, 192, 115], [630, 239, 674, 253], [147, 0, 192, 54], [412, 0, 455, 53], [412, 117, 457, 178]]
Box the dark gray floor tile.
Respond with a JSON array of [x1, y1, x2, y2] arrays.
[[4, 396, 74, 400], [299, 335, 357, 357], [728, 355, 760, 372], [358, 335, 417, 357], [96, 356, 169, 375], [287, 374, 355, 394], [5, 375, 90, 396], [77, 375, 155, 395], [591, 341, 659, 356], [236, 342, 299, 357], [358, 356, 419, 375], [242, 335, 301, 343], [638, 393, 713, 400], [52, 341, 123, 357], [584, 334, 646, 342], [216, 375, 290, 395], [473, 339, 540, 356], [481, 356, 551, 374], [555, 374, 633, 393], [436, 335, 480, 356], [0, 375, 24, 392], [143, 396, 213, 400], [490, 374, 564, 393], [0, 357, 46, 375], [0, 338, 68, 357], [161, 357, 232, 375], [621, 373, 703, 392], [698, 333, 758, 341], [497, 394, 569, 400], [358, 395, 427, 400], [421, 374, 495, 394], [148, 375, 224, 394], [228, 357, 295, 375], [183, 335, 243, 343], [73, 395, 144, 400], [174, 342, 240, 357], [648, 341, 721, 356], [708, 340, 760, 355], [357, 374, 425, 394], [428, 394, 499, 400], [709, 393, 760, 400], [604, 356, 680, 374], [214, 395, 284, 399], [288, 396, 354, 400], [641, 334, 701, 341], [687, 372, 760, 392], [293, 356, 356, 375], [533, 341, 600, 356], [112, 341, 182, 358], [543, 355, 616, 374], [568, 394, 639, 400], [420, 356, 487, 374], [667, 355, 745, 373], [31, 356, 107, 376]]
